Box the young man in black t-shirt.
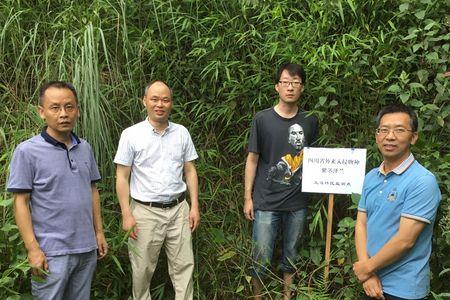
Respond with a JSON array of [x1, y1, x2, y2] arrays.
[[244, 63, 319, 299]]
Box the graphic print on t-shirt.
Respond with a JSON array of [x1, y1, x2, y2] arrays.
[[267, 123, 304, 186]]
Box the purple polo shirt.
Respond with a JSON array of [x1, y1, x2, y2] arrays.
[[7, 128, 101, 256]]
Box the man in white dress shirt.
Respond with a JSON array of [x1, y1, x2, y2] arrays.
[[114, 80, 200, 300]]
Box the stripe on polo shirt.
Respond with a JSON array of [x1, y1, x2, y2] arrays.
[[401, 213, 431, 224], [378, 153, 415, 175]]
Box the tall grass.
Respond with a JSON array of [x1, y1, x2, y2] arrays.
[[1, 0, 449, 298]]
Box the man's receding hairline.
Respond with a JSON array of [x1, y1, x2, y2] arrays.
[[40, 86, 78, 106], [144, 80, 172, 98]]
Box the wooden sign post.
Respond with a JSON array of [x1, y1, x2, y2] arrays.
[[302, 147, 367, 282], [324, 193, 334, 281]]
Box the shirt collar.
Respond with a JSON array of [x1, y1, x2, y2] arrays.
[[40, 126, 80, 148], [378, 153, 415, 176], [145, 117, 172, 135]]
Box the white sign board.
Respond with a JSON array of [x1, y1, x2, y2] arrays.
[[302, 147, 367, 194]]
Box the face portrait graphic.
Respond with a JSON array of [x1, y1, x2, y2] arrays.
[[288, 124, 305, 151]]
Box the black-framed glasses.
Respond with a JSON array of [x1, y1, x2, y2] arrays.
[[278, 81, 302, 88], [375, 127, 414, 136]]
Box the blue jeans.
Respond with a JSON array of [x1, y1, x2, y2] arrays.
[[31, 250, 97, 300], [250, 209, 307, 279]]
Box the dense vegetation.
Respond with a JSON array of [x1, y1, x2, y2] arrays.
[[1, 0, 449, 299]]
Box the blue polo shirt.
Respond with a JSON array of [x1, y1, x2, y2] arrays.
[[358, 154, 441, 299], [7, 128, 101, 256]]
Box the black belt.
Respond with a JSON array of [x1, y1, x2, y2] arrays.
[[133, 195, 184, 208]]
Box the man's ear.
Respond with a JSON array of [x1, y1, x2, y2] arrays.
[[142, 97, 146, 107], [38, 106, 45, 121], [411, 132, 419, 145]]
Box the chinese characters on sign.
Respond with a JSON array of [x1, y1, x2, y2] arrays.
[[302, 148, 367, 194]]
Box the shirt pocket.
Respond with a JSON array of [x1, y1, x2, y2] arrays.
[[168, 145, 183, 163]]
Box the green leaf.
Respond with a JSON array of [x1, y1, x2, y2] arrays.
[[319, 96, 327, 106], [409, 82, 425, 90], [0, 198, 13, 207], [403, 33, 417, 41], [426, 52, 439, 61], [416, 70, 429, 83], [439, 268, 450, 277], [399, 3, 409, 12], [217, 250, 236, 261], [409, 100, 423, 107], [209, 228, 226, 244], [414, 10, 426, 20], [1, 224, 18, 232], [412, 43, 421, 52], [400, 93, 410, 103], [387, 84, 401, 93], [310, 247, 322, 266]]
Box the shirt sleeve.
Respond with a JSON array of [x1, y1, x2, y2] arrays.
[[114, 130, 134, 166], [247, 116, 259, 153], [401, 173, 441, 224], [183, 128, 198, 162], [357, 175, 369, 212], [87, 143, 101, 183], [310, 115, 320, 147], [7, 144, 34, 193]]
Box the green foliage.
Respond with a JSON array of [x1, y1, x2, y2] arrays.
[[1, 0, 449, 298]]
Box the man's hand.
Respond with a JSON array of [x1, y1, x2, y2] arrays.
[[363, 275, 384, 299], [28, 248, 48, 277], [243, 198, 254, 220], [96, 232, 108, 259], [353, 260, 373, 283], [189, 207, 200, 232], [122, 214, 138, 240]]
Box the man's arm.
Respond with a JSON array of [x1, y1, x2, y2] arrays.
[[92, 184, 108, 259], [353, 216, 426, 282], [13, 193, 48, 276], [184, 161, 200, 232], [116, 164, 138, 239], [355, 211, 369, 261], [355, 211, 384, 299], [244, 152, 259, 220]]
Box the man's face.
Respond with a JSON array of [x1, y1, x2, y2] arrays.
[[38, 87, 79, 137], [376, 112, 418, 163], [143, 82, 173, 124], [275, 69, 304, 104], [288, 124, 305, 150]]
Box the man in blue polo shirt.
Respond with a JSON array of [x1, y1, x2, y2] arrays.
[[353, 103, 441, 300], [7, 81, 108, 299]]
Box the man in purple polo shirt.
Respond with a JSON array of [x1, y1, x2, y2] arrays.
[[7, 81, 108, 299]]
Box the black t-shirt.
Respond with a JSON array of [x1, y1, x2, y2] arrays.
[[248, 107, 319, 211]]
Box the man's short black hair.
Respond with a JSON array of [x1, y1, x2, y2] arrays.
[[39, 81, 78, 105], [376, 103, 419, 132], [275, 63, 306, 84]]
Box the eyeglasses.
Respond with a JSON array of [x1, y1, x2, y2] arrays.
[[278, 81, 302, 88], [375, 127, 414, 136], [46, 104, 78, 113]]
